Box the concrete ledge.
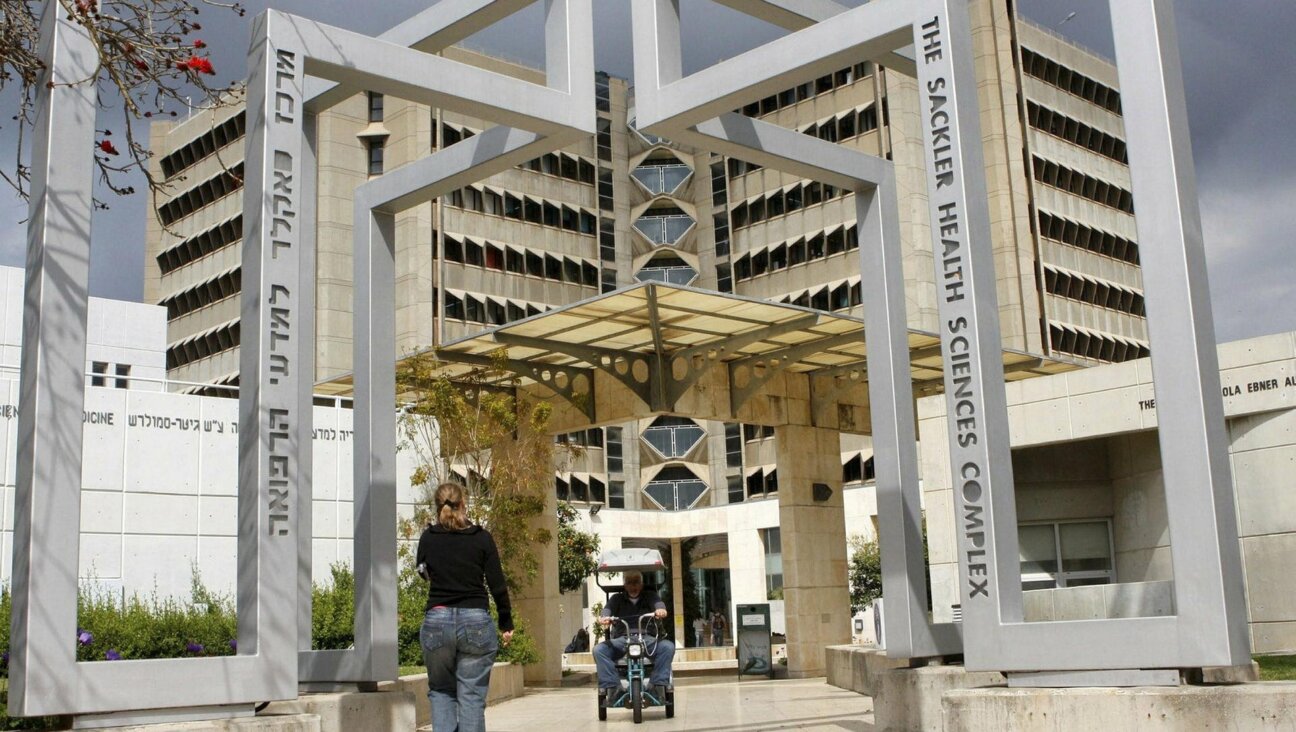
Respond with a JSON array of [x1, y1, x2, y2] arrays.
[[943, 682, 1296, 731], [875, 664, 1006, 732], [826, 645, 911, 697], [107, 715, 320, 732], [263, 690, 414, 732]]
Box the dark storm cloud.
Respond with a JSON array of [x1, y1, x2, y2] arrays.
[[2, 0, 1293, 342]]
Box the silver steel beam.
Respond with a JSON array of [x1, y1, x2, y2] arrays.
[[10, 6, 303, 717]]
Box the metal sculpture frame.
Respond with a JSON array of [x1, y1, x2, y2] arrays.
[[9, 4, 300, 720], [288, 0, 594, 685], [10, 0, 594, 719], [633, 0, 1250, 678]]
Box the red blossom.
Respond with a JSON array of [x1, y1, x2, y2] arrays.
[[179, 57, 215, 75], [98, 140, 119, 156], [133, 59, 149, 71], [193, 39, 206, 49]]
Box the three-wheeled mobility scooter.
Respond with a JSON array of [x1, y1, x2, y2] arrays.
[[593, 548, 674, 723]]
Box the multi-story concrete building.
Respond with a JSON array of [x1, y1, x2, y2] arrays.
[[143, 0, 1154, 643]]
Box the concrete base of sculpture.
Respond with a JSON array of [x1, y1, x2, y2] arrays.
[[262, 690, 415, 732], [943, 683, 1296, 731], [99, 714, 320, 732], [874, 662, 1006, 732], [825, 644, 912, 697], [826, 646, 1291, 732]]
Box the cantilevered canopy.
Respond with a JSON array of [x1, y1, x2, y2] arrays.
[[320, 282, 1075, 433]]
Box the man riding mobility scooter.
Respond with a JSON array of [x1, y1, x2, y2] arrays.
[[592, 549, 675, 723]]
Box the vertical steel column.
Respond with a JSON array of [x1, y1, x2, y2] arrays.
[[350, 203, 399, 682], [1109, 0, 1250, 665], [297, 112, 320, 662], [859, 177, 962, 659], [237, 9, 304, 691], [9, 2, 97, 714], [911, 0, 1024, 656]]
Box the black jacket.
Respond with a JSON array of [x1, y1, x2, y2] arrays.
[[416, 524, 513, 632], [601, 589, 667, 638]]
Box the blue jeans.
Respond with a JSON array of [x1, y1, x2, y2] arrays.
[[593, 636, 674, 689], [421, 607, 499, 732]]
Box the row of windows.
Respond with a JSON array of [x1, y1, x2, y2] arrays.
[[156, 216, 242, 275], [162, 267, 241, 322], [842, 452, 876, 485], [521, 151, 597, 186], [725, 102, 884, 181], [158, 163, 245, 226], [556, 428, 605, 448], [773, 279, 863, 313], [556, 474, 607, 504], [445, 186, 597, 235], [732, 224, 860, 281], [1049, 323, 1148, 363], [160, 113, 246, 180], [738, 62, 873, 119], [90, 361, 132, 390], [1036, 211, 1140, 265], [440, 290, 550, 327], [167, 321, 239, 371], [798, 103, 880, 145], [440, 234, 600, 288], [441, 123, 598, 188], [1043, 267, 1146, 317], [743, 467, 779, 501], [1026, 102, 1128, 164], [1020, 47, 1122, 115], [1031, 156, 1134, 214], [731, 180, 848, 229]]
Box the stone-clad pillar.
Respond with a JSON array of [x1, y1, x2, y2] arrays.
[[775, 424, 850, 678], [671, 539, 686, 644], [517, 486, 563, 685]]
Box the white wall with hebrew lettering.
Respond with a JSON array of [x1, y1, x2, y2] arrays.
[[0, 384, 423, 599]]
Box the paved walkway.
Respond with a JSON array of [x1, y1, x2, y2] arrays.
[[480, 677, 875, 731]]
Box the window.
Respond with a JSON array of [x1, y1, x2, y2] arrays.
[[727, 475, 744, 504], [605, 427, 623, 473], [91, 361, 109, 387], [643, 466, 708, 511], [366, 139, 384, 176], [724, 423, 743, 468], [762, 528, 783, 600], [114, 363, 131, 390], [642, 416, 705, 458], [1019, 520, 1114, 591], [609, 480, 626, 509], [367, 92, 384, 123]]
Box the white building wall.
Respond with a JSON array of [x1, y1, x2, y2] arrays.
[[920, 331, 1296, 653], [0, 384, 422, 600]]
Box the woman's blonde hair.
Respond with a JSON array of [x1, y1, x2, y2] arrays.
[[434, 482, 470, 530]]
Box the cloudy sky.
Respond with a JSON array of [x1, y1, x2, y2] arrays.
[[1, 0, 1292, 343]]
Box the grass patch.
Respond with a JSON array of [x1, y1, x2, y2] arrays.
[[1256, 655, 1296, 681], [399, 665, 426, 677]]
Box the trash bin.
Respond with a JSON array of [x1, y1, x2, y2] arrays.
[[735, 603, 774, 679]]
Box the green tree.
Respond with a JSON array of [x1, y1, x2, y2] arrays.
[[848, 535, 882, 612], [396, 348, 573, 594], [557, 501, 599, 594]]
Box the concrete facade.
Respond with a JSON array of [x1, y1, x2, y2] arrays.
[[922, 330, 1296, 654]]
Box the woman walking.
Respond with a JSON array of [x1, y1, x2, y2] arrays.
[[417, 482, 513, 732]]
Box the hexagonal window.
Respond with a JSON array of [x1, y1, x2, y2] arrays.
[[642, 416, 705, 459], [633, 205, 695, 247], [631, 160, 693, 196], [635, 254, 698, 286], [643, 465, 708, 511]]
